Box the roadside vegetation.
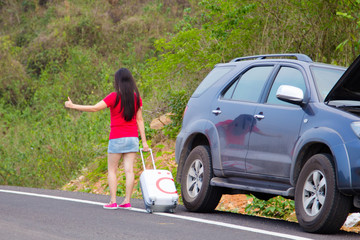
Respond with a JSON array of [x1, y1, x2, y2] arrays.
[[1, 0, 360, 226]]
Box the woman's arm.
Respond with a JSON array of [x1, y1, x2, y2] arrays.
[[65, 97, 107, 112], [136, 107, 149, 151]]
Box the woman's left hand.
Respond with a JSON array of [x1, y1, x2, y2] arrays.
[[142, 142, 150, 151]]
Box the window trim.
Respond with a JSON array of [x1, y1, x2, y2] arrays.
[[262, 64, 309, 106], [220, 64, 276, 103]]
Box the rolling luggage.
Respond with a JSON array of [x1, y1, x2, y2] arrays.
[[139, 148, 178, 213]]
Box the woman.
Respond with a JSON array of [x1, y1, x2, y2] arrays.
[[65, 68, 149, 209]]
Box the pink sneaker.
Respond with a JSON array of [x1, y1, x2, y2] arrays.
[[118, 203, 131, 209], [103, 202, 118, 209]]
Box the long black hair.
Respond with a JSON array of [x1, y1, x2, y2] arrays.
[[113, 68, 140, 121]]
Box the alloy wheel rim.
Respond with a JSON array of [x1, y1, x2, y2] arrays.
[[186, 159, 204, 198], [302, 170, 327, 216]]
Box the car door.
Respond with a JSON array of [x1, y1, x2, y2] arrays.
[[210, 65, 275, 175], [246, 66, 307, 177]]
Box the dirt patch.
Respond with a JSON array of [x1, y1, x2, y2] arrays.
[[216, 194, 250, 214]]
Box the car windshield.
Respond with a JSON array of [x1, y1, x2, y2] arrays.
[[310, 66, 345, 101]]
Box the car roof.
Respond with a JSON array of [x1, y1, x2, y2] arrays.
[[229, 53, 313, 63], [215, 54, 346, 71]]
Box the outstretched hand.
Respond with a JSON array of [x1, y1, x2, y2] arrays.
[[65, 97, 73, 109]]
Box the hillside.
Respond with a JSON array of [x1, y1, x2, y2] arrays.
[[1, 0, 360, 193], [0, 0, 188, 188]]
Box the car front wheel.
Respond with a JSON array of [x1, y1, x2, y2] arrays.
[[181, 145, 222, 212], [295, 153, 351, 233]]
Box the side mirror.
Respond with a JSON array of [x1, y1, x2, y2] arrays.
[[276, 85, 304, 105]]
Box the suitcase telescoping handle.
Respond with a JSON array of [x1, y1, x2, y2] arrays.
[[139, 148, 156, 170]]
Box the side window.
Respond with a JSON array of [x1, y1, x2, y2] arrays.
[[193, 66, 234, 96], [267, 67, 306, 105], [223, 66, 274, 102]]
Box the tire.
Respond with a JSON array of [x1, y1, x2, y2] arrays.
[[295, 153, 351, 233], [181, 145, 222, 212]]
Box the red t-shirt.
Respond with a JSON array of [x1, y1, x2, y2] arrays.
[[103, 92, 142, 140]]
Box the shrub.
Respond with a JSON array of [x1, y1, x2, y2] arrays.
[[245, 195, 295, 220], [0, 36, 33, 107], [163, 89, 190, 138]]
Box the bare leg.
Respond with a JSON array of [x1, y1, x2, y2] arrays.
[[120, 152, 137, 204], [107, 153, 122, 203]]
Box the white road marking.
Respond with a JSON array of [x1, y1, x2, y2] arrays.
[[0, 189, 313, 240]]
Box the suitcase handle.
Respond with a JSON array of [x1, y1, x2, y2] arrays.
[[139, 148, 156, 170]]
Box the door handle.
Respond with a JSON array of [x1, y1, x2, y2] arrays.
[[212, 109, 222, 115], [254, 113, 265, 120]]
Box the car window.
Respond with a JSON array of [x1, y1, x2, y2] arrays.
[[267, 67, 306, 105], [310, 66, 345, 101], [193, 66, 234, 96], [223, 66, 274, 102]]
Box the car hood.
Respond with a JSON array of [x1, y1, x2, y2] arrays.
[[325, 55, 360, 102]]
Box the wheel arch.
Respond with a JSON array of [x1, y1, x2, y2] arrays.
[[176, 133, 210, 183], [290, 127, 352, 193], [291, 142, 332, 187]]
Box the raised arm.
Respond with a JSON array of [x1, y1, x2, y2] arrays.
[[65, 97, 107, 112]]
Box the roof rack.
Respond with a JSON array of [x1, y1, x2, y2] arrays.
[[230, 53, 313, 63]]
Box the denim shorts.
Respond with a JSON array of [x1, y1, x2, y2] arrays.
[[108, 137, 139, 153]]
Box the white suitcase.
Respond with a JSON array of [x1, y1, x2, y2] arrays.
[[139, 149, 178, 213]]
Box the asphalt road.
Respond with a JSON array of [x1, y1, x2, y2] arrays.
[[0, 185, 359, 240]]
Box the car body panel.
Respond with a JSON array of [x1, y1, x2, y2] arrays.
[[291, 102, 360, 194], [209, 99, 258, 174], [175, 54, 360, 204], [246, 104, 305, 177], [291, 125, 351, 188]]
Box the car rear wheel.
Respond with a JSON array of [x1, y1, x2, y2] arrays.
[[295, 153, 351, 233], [181, 145, 222, 212]]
